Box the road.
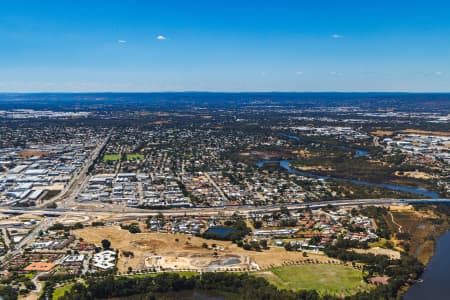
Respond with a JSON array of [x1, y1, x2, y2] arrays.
[[1, 198, 449, 219], [56, 134, 110, 209], [204, 172, 228, 204], [1, 217, 56, 264]]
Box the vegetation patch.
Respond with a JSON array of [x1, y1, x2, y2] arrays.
[[385, 205, 450, 264], [53, 283, 74, 300]]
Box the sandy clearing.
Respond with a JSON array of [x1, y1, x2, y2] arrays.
[[395, 171, 434, 180], [352, 247, 401, 259], [72, 225, 332, 272], [400, 129, 450, 137]]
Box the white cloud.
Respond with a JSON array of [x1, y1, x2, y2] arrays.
[[329, 71, 343, 76], [331, 34, 343, 39], [435, 71, 443, 76], [117, 40, 127, 44], [296, 71, 304, 76], [156, 35, 167, 40]]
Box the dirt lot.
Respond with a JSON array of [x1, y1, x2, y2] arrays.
[[19, 150, 50, 158], [400, 129, 450, 137], [395, 171, 434, 180], [72, 225, 331, 272], [371, 130, 394, 137], [352, 247, 400, 259]]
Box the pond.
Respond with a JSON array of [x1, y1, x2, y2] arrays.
[[279, 133, 300, 141], [205, 227, 235, 237]]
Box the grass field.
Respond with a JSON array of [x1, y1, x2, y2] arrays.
[[257, 264, 370, 296], [53, 283, 74, 300], [103, 153, 121, 162], [126, 153, 145, 161]]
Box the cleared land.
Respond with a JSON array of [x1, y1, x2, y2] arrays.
[[395, 170, 434, 180], [371, 130, 394, 137], [257, 265, 370, 296], [400, 129, 450, 137], [72, 225, 333, 273], [352, 247, 400, 259]]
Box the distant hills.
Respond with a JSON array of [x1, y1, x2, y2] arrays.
[[0, 92, 449, 112]]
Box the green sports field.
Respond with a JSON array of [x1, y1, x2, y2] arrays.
[[257, 264, 370, 296], [103, 153, 121, 162], [126, 153, 145, 161]]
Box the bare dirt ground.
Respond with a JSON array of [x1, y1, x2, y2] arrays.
[[292, 149, 311, 158], [293, 165, 335, 171], [19, 150, 50, 158], [400, 129, 450, 137], [352, 247, 401, 259], [72, 225, 331, 272], [395, 171, 434, 180], [371, 130, 394, 137]]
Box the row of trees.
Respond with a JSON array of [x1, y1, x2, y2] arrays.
[[59, 273, 323, 300]]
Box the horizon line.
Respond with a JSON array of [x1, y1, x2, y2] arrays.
[[2, 91, 450, 94]]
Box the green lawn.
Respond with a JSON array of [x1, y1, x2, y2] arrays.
[[52, 283, 74, 300], [257, 264, 370, 297], [103, 153, 121, 162], [126, 153, 145, 161]]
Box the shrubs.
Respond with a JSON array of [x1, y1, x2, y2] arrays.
[[120, 223, 141, 234]]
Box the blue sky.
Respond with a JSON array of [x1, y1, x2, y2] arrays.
[[1, 0, 450, 92]]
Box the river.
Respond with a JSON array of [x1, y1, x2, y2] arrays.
[[255, 160, 440, 199], [404, 230, 450, 300]]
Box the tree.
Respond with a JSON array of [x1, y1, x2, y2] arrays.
[[253, 220, 263, 229], [259, 239, 268, 249], [101, 239, 111, 250], [72, 222, 84, 230]]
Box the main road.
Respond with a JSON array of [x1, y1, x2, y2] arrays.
[[41, 133, 111, 209], [2, 198, 449, 219]]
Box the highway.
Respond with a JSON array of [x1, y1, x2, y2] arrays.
[[1, 198, 449, 219]]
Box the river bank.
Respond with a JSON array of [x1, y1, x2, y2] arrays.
[[256, 160, 441, 199], [403, 230, 450, 300]]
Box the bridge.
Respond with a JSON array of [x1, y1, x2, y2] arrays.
[[399, 198, 450, 204]]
